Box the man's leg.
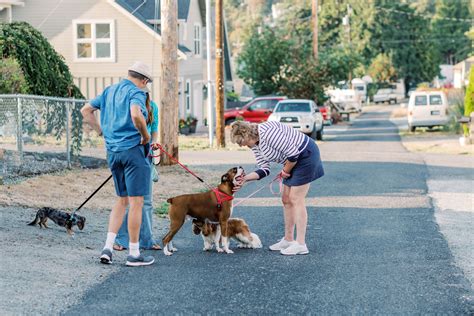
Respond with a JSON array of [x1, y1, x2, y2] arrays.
[[128, 195, 144, 244], [122, 145, 154, 266], [103, 197, 129, 250]]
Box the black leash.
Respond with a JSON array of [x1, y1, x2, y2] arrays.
[[67, 174, 113, 224]]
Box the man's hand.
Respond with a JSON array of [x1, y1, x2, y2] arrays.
[[141, 132, 151, 145]]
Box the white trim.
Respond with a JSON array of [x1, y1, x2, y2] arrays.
[[107, 0, 187, 60], [183, 21, 187, 41], [73, 19, 116, 63], [185, 79, 191, 113], [193, 23, 201, 57]]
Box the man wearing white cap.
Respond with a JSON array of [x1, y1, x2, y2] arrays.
[[81, 61, 155, 266]]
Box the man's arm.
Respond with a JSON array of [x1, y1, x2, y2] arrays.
[[131, 105, 150, 144], [80, 104, 102, 135]]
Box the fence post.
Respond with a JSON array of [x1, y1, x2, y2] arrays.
[[66, 100, 71, 168], [16, 95, 23, 166]]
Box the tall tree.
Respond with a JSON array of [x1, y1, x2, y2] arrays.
[[432, 0, 472, 65], [236, 25, 290, 96], [368, 1, 439, 90]]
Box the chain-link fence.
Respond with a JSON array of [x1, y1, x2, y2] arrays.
[[0, 94, 90, 182]]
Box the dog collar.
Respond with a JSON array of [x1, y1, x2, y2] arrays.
[[212, 188, 233, 209]]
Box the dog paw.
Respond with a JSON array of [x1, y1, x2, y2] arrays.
[[203, 247, 211, 251], [163, 247, 173, 256], [224, 249, 234, 254], [216, 247, 224, 253]]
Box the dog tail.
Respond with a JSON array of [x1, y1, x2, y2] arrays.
[[167, 198, 173, 204], [27, 215, 39, 226]]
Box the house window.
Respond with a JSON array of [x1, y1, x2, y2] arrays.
[[193, 24, 201, 56], [73, 20, 115, 62], [185, 80, 191, 112]]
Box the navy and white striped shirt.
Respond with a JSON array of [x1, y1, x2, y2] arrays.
[[252, 121, 309, 179]]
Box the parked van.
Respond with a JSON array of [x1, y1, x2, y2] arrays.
[[407, 91, 449, 132]]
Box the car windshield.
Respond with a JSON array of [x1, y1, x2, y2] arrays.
[[275, 102, 310, 112]]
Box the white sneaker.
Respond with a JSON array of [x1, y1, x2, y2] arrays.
[[269, 238, 297, 251], [280, 243, 309, 256]]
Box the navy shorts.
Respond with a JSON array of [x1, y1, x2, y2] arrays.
[[283, 138, 324, 187], [107, 144, 151, 197]]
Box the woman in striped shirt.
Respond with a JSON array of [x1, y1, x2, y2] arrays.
[[230, 121, 324, 256]]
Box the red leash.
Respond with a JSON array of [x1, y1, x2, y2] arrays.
[[232, 175, 282, 208], [150, 143, 213, 190], [150, 143, 282, 209], [150, 143, 234, 204]]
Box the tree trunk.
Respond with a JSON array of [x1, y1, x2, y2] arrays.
[[160, 0, 179, 165]]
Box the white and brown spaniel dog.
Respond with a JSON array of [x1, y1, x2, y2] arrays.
[[192, 217, 262, 252]]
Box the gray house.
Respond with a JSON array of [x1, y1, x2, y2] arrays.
[[1, 0, 233, 127]]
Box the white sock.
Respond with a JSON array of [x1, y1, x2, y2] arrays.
[[129, 242, 140, 257], [104, 232, 116, 251]]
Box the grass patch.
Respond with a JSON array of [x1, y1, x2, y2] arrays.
[[154, 201, 169, 217]]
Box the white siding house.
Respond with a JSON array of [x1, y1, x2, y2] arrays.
[[1, 0, 234, 128]]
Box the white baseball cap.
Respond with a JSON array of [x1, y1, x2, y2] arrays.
[[128, 61, 153, 82]]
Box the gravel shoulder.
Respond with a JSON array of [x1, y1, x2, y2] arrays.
[[0, 163, 225, 315]]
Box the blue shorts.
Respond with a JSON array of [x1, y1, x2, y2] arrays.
[[283, 138, 324, 187], [107, 145, 151, 197]]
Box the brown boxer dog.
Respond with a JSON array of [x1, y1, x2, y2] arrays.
[[162, 166, 245, 255]]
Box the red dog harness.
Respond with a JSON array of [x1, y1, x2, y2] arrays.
[[212, 188, 234, 209]]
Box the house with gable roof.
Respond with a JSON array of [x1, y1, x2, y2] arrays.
[[1, 0, 234, 128]]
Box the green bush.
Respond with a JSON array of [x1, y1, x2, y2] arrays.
[[0, 57, 28, 94], [444, 91, 465, 134], [0, 21, 84, 155], [464, 68, 474, 136]]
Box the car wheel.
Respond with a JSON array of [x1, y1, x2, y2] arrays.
[[225, 118, 236, 126], [316, 126, 323, 141], [310, 125, 318, 140]]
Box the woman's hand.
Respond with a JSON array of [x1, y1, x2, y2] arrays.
[[232, 176, 246, 192], [280, 169, 291, 179]]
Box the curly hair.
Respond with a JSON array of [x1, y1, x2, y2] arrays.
[[230, 121, 259, 145]]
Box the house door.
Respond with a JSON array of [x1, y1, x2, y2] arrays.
[[193, 82, 203, 126]]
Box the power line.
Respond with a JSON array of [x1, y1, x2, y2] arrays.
[[375, 6, 473, 23]]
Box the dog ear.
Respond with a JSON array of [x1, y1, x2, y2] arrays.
[[221, 174, 228, 182]]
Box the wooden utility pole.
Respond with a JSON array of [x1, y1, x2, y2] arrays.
[[312, 0, 319, 61], [160, 0, 179, 164], [215, 0, 225, 148]]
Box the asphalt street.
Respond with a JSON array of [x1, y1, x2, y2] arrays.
[[64, 107, 473, 315]]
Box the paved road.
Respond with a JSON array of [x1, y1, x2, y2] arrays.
[[64, 107, 473, 314]]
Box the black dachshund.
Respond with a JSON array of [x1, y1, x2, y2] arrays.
[[28, 207, 85, 236]]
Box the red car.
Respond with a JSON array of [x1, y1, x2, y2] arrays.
[[224, 96, 287, 125], [318, 104, 331, 125]]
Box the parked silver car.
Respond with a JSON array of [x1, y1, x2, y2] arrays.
[[267, 99, 324, 140], [373, 88, 402, 104]]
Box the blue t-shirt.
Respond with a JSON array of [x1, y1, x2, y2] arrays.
[[90, 79, 147, 152], [147, 100, 159, 135]]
